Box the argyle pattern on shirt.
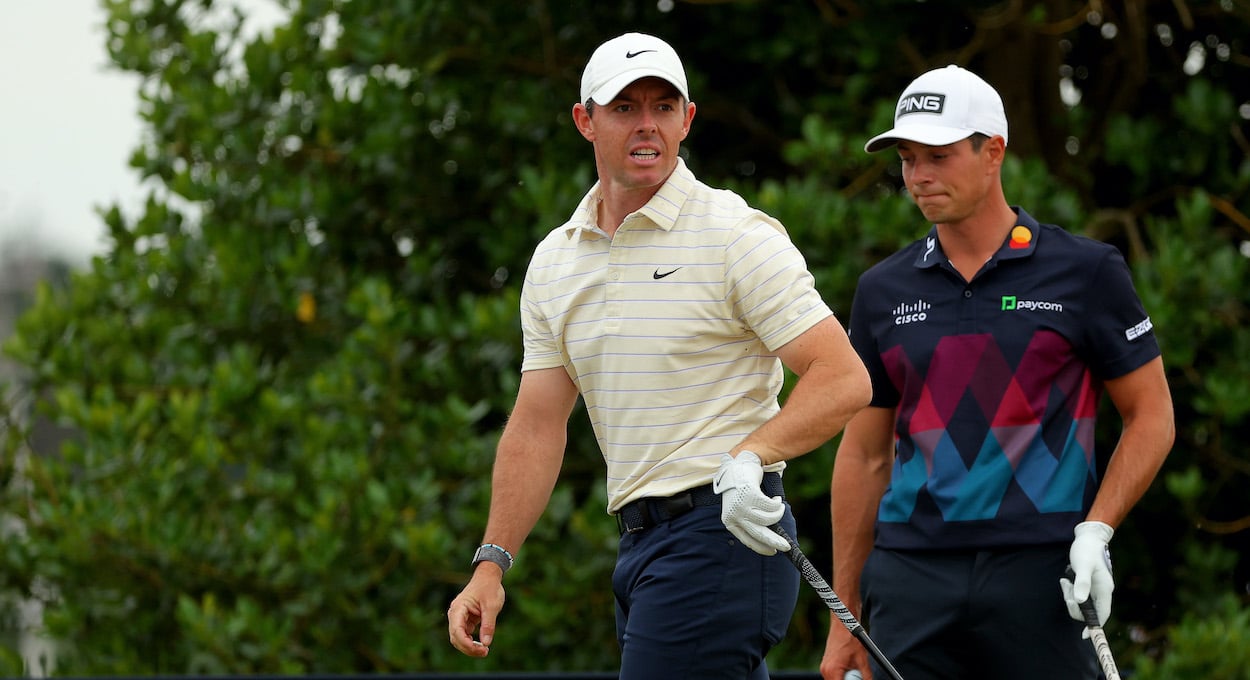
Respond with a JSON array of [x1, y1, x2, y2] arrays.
[[879, 329, 1099, 525]]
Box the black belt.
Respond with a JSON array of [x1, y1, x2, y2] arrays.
[[615, 471, 784, 535]]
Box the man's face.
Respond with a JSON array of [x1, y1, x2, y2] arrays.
[[574, 77, 695, 195], [897, 137, 1001, 225]]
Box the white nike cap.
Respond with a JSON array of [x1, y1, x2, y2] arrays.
[[865, 65, 1008, 152], [580, 32, 690, 105]]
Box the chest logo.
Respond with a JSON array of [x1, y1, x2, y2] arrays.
[[653, 267, 682, 279], [893, 299, 931, 326], [1001, 295, 1064, 312]]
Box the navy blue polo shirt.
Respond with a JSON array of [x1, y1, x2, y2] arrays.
[[848, 207, 1161, 550]]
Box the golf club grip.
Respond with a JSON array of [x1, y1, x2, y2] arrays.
[[775, 528, 859, 633], [1085, 623, 1122, 680], [1078, 599, 1122, 680], [772, 526, 906, 680], [1066, 568, 1121, 680]]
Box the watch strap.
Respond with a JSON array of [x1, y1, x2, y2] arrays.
[[471, 543, 514, 574]]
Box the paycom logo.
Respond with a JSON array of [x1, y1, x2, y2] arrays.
[[1001, 295, 1064, 312]]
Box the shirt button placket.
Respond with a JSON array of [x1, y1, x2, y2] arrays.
[[958, 287, 976, 333]]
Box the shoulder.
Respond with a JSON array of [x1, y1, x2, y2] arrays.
[[681, 178, 766, 225], [1036, 221, 1110, 251], [858, 237, 928, 284], [662, 178, 791, 249], [524, 219, 605, 287], [1035, 221, 1122, 268], [530, 221, 582, 258]]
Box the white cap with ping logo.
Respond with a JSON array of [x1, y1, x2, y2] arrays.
[[865, 65, 1008, 152], [580, 32, 690, 106]]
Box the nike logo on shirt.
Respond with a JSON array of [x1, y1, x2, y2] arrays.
[[653, 268, 681, 279]]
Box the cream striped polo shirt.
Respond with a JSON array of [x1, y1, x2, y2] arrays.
[[520, 158, 833, 513]]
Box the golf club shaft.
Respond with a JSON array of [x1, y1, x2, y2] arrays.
[[1078, 598, 1122, 680], [772, 525, 905, 680]]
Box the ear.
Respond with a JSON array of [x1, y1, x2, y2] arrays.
[[573, 102, 595, 142], [984, 134, 1007, 171], [679, 101, 696, 141]]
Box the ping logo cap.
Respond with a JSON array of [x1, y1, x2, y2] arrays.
[[865, 65, 1008, 152], [580, 32, 689, 105]]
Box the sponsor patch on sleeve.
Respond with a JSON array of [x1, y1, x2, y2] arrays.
[[1125, 317, 1154, 341]]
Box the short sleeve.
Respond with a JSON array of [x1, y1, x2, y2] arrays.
[[724, 215, 833, 352], [1080, 247, 1161, 379]]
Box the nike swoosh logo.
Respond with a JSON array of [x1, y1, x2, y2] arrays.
[[653, 267, 681, 279], [625, 50, 657, 59]]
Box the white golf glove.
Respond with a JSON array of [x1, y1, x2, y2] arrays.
[[713, 451, 789, 556], [1060, 520, 1115, 630]]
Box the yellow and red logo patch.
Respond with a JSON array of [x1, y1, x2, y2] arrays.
[[1009, 225, 1032, 249]]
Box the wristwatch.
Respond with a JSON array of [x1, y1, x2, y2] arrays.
[[471, 543, 514, 574]]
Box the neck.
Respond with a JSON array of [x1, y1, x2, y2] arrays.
[[596, 192, 647, 238], [935, 201, 1018, 280], [595, 180, 668, 238]]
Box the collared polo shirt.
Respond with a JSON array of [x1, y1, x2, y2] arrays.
[[521, 158, 832, 512], [848, 207, 1160, 549]]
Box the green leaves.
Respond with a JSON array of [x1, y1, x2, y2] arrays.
[[1131, 593, 1250, 680], [2, 0, 1249, 675]]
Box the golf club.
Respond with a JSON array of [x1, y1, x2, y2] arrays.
[[771, 525, 905, 680], [1066, 567, 1122, 680]]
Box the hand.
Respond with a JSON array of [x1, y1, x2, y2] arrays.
[[821, 623, 871, 680], [1060, 520, 1115, 629], [447, 569, 506, 657], [713, 451, 789, 555]]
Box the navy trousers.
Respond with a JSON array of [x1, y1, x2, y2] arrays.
[[613, 503, 800, 680], [861, 544, 1100, 680]]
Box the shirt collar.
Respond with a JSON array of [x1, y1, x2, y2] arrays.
[[562, 157, 694, 238], [912, 206, 1041, 269]]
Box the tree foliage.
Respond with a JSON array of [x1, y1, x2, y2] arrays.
[[1, 0, 1248, 674]]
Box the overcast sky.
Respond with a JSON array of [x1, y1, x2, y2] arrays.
[[0, 1, 145, 264], [0, 0, 282, 266]]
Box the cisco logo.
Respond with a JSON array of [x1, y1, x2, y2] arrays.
[[893, 299, 931, 326]]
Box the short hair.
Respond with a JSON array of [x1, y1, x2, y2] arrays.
[[968, 133, 991, 151]]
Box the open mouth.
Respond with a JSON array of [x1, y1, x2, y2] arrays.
[[631, 149, 660, 161]]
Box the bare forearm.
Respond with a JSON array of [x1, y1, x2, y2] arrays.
[[738, 364, 871, 464], [1087, 416, 1174, 529], [829, 407, 896, 608], [831, 453, 889, 607], [1089, 357, 1175, 529], [481, 427, 566, 553], [737, 317, 872, 464], [478, 367, 579, 555]]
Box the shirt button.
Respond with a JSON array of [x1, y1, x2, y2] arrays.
[[963, 289, 973, 298]]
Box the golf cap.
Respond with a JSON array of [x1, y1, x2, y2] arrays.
[[580, 32, 689, 105], [865, 64, 1008, 152]]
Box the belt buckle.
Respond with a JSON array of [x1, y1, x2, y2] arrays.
[[618, 503, 651, 535], [660, 492, 695, 518]]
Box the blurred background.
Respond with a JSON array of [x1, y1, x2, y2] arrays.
[[1, 0, 1247, 677]]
